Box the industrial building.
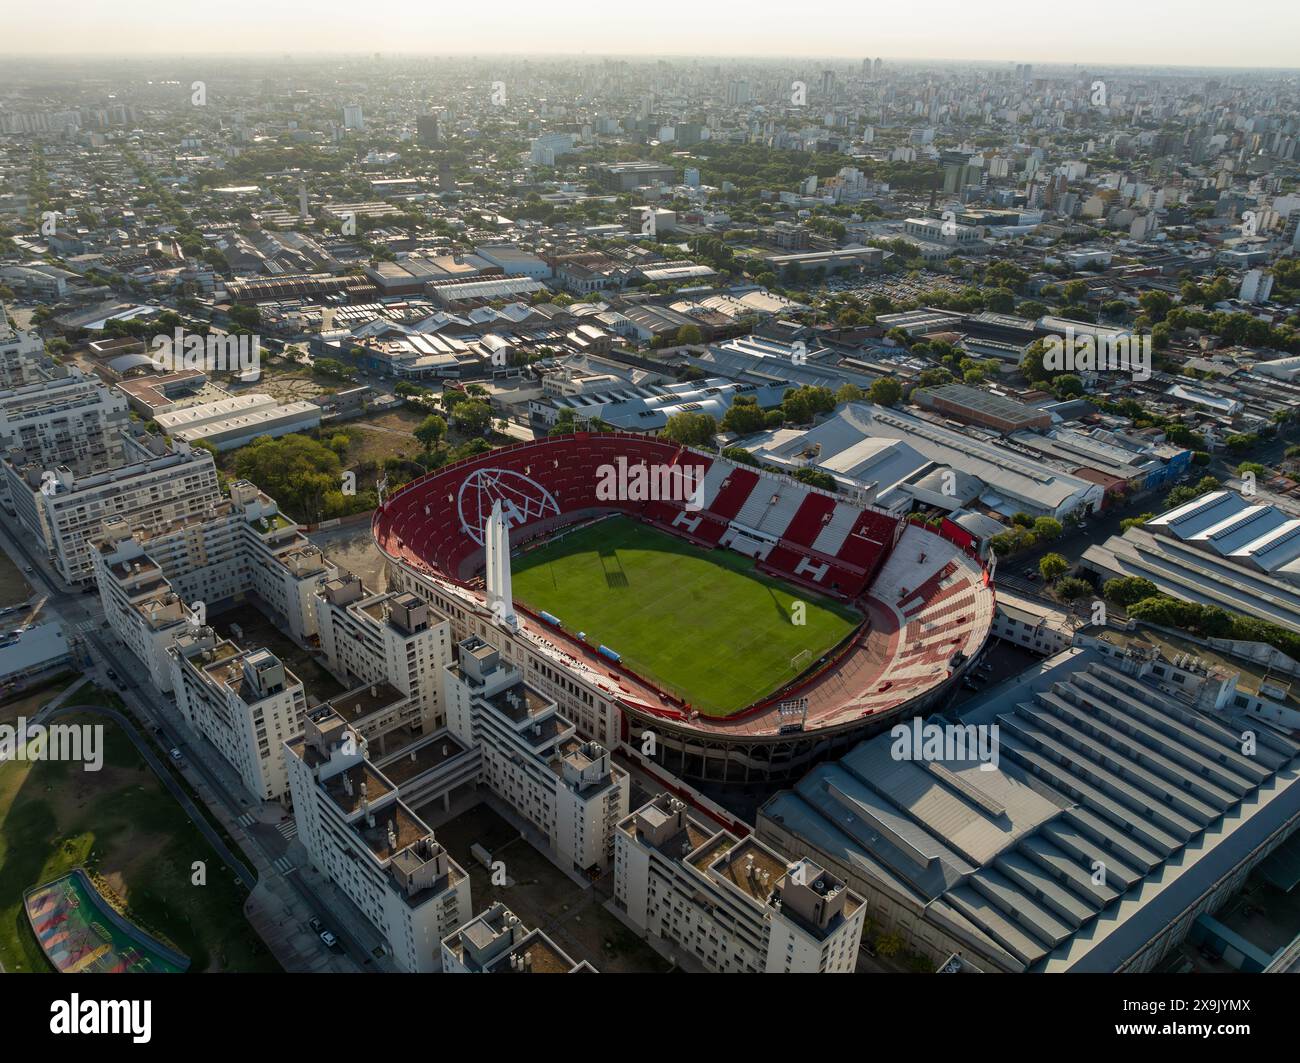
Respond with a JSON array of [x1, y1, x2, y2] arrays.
[[737, 402, 1104, 519], [154, 393, 322, 451], [1083, 490, 1300, 635], [758, 631, 1300, 972]]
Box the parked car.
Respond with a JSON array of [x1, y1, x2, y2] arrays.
[[169, 748, 184, 764], [320, 930, 339, 949], [308, 917, 324, 934]]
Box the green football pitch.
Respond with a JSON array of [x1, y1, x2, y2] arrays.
[[511, 517, 861, 717]]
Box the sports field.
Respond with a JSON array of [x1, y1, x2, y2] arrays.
[[511, 517, 861, 716]]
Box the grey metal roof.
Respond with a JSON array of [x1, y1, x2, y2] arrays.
[[761, 646, 1300, 971]]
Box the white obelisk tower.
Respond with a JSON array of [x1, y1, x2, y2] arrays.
[[484, 499, 519, 631]]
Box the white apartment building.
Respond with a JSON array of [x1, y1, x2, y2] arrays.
[[614, 793, 866, 973], [170, 636, 308, 801], [4, 433, 222, 584], [0, 304, 47, 389], [285, 707, 472, 972], [315, 574, 452, 753], [528, 133, 576, 167], [441, 902, 594, 973], [92, 480, 336, 690], [444, 636, 629, 875], [0, 368, 129, 497]]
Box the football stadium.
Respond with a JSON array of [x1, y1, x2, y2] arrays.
[[373, 431, 996, 783]]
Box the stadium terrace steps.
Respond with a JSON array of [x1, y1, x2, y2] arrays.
[[706, 467, 761, 521], [836, 509, 898, 572], [783, 492, 839, 547], [733, 480, 780, 530], [813, 501, 864, 556]]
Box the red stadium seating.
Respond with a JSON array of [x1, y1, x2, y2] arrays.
[[373, 433, 901, 599], [781, 493, 838, 547]]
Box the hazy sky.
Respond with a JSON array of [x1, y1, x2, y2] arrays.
[[6, 0, 1299, 68]]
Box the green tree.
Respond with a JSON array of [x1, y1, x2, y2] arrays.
[[1032, 517, 1063, 540], [1054, 576, 1093, 600], [1103, 576, 1160, 607], [676, 324, 703, 346], [414, 414, 448, 449], [1138, 290, 1172, 323], [1053, 375, 1084, 399], [233, 434, 350, 523], [868, 377, 903, 407], [792, 467, 836, 491], [1039, 553, 1069, 582], [1119, 513, 1154, 532], [452, 400, 492, 435], [720, 399, 767, 436], [661, 411, 718, 446]]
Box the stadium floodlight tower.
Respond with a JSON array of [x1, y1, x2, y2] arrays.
[[484, 499, 520, 632]]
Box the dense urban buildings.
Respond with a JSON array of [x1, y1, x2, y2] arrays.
[[2, 17, 1300, 1008]]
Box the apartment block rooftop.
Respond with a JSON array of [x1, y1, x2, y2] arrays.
[[619, 792, 716, 860], [442, 903, 592, 973]]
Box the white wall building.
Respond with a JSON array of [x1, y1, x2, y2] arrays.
[[315, 574, 453, 753], [1240, 269, 1274, 304], [0, 368, 128, 494], [528, 133, 576, 167], [92, 480, 335, 690], [614, 793, 866, 973], [444, 636, 628, 874], [285, 707, 472, 972], [0, 303, 48, 388], [4, 433, 222, 584], [170, 638, 307, 801], [441, 902, 594, 973]]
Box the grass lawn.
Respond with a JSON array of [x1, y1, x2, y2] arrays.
[[0, 548, 32, 608], [0, 707, 278, 972], [511, 517, 860, 716]]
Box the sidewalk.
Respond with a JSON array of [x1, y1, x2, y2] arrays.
[[287, 846, 400, 972], [245, 879, 356, 973]]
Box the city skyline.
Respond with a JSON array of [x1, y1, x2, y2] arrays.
[[2, 4, 1300, 1021], [5, 0, 1300, 68]]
